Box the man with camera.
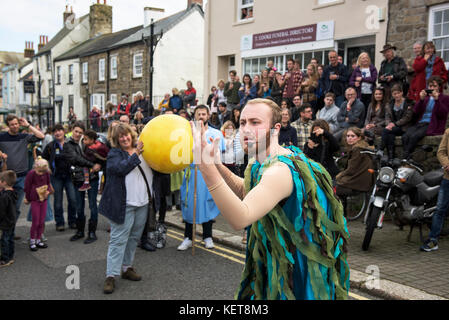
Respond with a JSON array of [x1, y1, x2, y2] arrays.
[[402, 76, 449, 159], [378, 44, 408, 96]]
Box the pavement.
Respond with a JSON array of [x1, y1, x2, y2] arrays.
[[164, 209, 449, 300]]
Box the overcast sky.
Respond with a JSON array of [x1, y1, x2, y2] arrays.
[[0, 0, 193, 53]]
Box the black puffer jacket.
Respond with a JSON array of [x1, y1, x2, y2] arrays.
[[62, 137, 99, 184]]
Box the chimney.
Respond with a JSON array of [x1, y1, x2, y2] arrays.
[[144, 7, 165, 28], [89, 0, 112, 38], [38, 36, 44, 51], [187, 0, 203, 8], [24, 41, 35, 58], [63, 5, 75, 27]]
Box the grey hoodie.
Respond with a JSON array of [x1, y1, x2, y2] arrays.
[[317, 103, 340, 133]]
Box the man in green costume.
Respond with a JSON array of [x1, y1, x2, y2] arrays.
[[191, 98, 350, 300]]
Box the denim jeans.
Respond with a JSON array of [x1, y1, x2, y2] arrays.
[[74, 179, 99, 222], [1, 228, 15, 262], [52, 175, 77, 227], [429, 178, 449, 241], [106, 204, 148, 277], [13, 175, 26, 221]]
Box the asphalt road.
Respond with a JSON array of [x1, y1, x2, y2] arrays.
[[1, 213, 381, 300]]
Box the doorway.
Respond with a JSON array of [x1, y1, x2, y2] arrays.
[[347, 45, 376, 66]]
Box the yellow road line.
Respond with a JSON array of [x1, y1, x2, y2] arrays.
[[167, 232, 245, 265], [167, 230, 370, 300], [167, 229, 246, 258], [348, 292, 370, 300]]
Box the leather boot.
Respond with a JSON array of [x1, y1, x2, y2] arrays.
[[84, 219, 98, 244], [70, 218, 85, 241]]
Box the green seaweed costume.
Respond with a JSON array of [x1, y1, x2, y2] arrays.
[[236, 146, 350, 300]]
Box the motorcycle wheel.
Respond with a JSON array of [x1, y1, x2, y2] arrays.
[[362, 206, 382, 251]]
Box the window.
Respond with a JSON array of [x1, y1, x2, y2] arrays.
[[46, 54, 51, 71], [110, 94, 118, 106], [429, 4, 449, 66], [91, 93, 105, 113], [242, 49, 330, 78], [56, 66, 61, 84], [133, 53, 143, 78], [82, 62, 88, 84], [68, 94, 74, 109], [238, 0, 254, 22], [48, 80, 53, 95], [68, 64, 74, 84], [110, 56, 118, 79], [99, 58, 105, 81]]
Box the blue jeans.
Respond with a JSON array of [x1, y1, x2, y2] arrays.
[[13, 175, 26, 221], [74, 179, 99, 222], [106, 204, 148, 277], [1, 228, 15, 262], [52, 175, 77, 227], [429, 178, 449, 241]]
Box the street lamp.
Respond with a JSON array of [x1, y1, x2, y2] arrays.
[[142, 19, 163, 107]]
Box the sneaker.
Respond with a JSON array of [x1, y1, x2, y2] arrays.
[[56, 225, 65, 232], [40, 234, 47, 242], [204, 237, 214, 249], [0, 259, 14, 268], [78, 184, 91, 192], [420, 239, 439, 252], [121, 267, 142, 281], [70, 232, 84, 241], [177, 238, 192, 251], [103, 277, 115, 294], [69, 223, 77, 230], [36, 242, 48, 249]]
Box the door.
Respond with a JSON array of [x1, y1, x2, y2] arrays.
[[347, 45, 376, 67]]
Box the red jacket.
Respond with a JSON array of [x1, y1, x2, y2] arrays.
[[408, 55, 448, 102], [117, 103, 131, 115]]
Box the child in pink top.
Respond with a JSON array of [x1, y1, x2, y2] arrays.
[[24, 158, 54, 251]]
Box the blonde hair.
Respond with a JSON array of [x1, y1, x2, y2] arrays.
[[221, 120, 236, 132], [33, 157, 50, 173], [107, 120, 120, 142], [111, 123, 138, 149], [357, 52, 371, 67]]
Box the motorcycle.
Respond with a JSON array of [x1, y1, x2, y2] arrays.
[[361, 146, 444, 251]]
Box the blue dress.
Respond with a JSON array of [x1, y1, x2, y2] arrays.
[[180, 127, 225, 224]]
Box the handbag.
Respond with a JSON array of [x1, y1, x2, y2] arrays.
[[137, 164, 157, 232]]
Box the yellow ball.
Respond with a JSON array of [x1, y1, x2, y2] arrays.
[[139, 114, 193, 174]]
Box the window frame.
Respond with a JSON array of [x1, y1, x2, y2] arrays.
[[68, 64, 74, 84], [133, 52, 143, 78], [110, 55, 118, 80], [56, 66, 61, 85], [237, 0, 254, 23], [98, 58, 105, 82], [82, 62, 88, 84], [428, 3, 449, 67], [110, 94, 118, 106]]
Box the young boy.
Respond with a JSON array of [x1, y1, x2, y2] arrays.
[[78, 130, 109, 191], [0, 170, 18, 267]]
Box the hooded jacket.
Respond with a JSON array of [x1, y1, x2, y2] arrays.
[[336, 140, 374, 192]]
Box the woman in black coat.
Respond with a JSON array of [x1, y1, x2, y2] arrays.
[[303, 119, 340, 179]]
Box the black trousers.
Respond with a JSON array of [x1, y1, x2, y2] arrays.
[[184, 220, 213, 240], [402, 123, 429, 158], [381, 126, 404, 151]]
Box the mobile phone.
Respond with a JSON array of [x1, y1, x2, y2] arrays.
[[425, 89, 433, 95]]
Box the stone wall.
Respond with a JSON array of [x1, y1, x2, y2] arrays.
[[387, 0, 448, 61], [89, 3, 113, 38]]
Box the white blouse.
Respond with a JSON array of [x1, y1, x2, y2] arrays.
[[125, 155, 153, 207]]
